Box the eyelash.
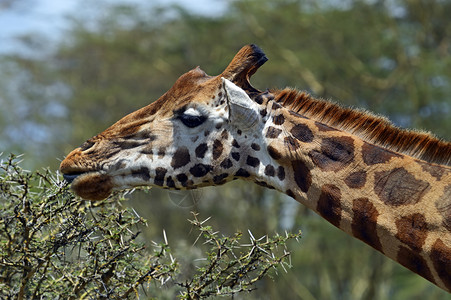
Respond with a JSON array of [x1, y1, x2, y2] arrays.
[[179, 113, 207, 128]]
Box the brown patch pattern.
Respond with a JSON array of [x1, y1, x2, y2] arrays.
[[154, 167, 167, 186], [397, 246, 434, 282], [277, 166, 285, 180], [286, 189, 295, 199], [231, 152, 240, 161], [190, 164, 212, 177], [315, 121, 337, 132], [267, 145, 282, 160], [176, 173, 188, 186], [264, 165, 275, 177], [246, 156, 260, 167], [316, 184, 342, 227], [166, 176, 175, 188], [431, 239, 451, 291], [309, 136, 355, 172], [195, 143, 208, 159], [220, 158, 233, 169], [352, 198, 382, 252], [213, 173, 229, 184], [235, 168, 250, 177], [157, 147, 166, 157], [255, 180, 275, 189], [362, 142, 401, 165], [266, 126, 282, 139], [395, 213, 428, 251], [290, 124, 314, 143], [345, 171, 367, 189], [291, 160, 311, 193], [436, 184, 451, 231], [212, 139, 223, 160], [132, 166, 151, 181], [420, 162, 447, 180], [273, 114, 285, 125], [251, 143, 261, 151], [374, 168, 430, 206], [140, 146, 153, 155], [284, 136, 300, 152], [220, 129, 229, 140], [289, 110, 307, 119], [171, 147, 190, 169]]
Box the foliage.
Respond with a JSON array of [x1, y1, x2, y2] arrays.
[[0, 154, 300, 299], [0, 154, 176, 299], [179, 214, 300, 299]]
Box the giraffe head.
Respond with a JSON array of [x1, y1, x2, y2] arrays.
[[60, 45, 274, 200]]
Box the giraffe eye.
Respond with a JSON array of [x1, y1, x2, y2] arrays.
[[179, 110, 207, 128]]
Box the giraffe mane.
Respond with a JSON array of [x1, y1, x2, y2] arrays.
[[272, 88, 451, 166]]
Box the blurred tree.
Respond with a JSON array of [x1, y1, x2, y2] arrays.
[[1, 0, 450, 299]]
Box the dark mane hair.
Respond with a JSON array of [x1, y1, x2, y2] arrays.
[[273, 88, 451, 166]]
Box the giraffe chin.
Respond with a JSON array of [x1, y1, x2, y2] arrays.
[[69, 172, 114, 201]]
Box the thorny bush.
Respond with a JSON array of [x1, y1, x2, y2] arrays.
[[0, 154, 301, 299]]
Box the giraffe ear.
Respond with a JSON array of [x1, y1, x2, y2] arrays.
[[222, 78, 259, 130], [221, 44, 267, 93]]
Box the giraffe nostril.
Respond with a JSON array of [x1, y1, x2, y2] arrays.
[[80, 140, 95, 151]]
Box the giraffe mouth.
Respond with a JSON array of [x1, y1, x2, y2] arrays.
[[63, 173, 83, 183], [61, 170, 114, 201]]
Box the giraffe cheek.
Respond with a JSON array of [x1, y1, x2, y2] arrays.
[[71, 173, 113, 201]]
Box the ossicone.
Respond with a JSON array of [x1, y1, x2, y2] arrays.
[[220, 44, 268, 94]]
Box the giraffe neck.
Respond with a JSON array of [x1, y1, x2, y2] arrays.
[[255, 94, 451, 292]]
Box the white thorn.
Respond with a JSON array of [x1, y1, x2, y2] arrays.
[[163, 229, 168, 245]]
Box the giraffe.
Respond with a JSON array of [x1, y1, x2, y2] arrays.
[[60, 44, 451, 292]]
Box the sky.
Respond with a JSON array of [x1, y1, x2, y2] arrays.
[[0, 0, 226, 159], [0, 0, 227, 54]]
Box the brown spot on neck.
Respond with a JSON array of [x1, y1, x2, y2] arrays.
[[309, 136, 355, 172], [431, 239, 451, 291], [397, 246, 434, 283], [290, 123, 314, 143], [352, 198, 382, 252], [154, 167, 167, 186], [395, 213, 428, 251], [284, 136, 300, 152], [291, 160, 311, 193], [267, 145, 282, 160], [273, 114, 285, 125], [316, 184, 342, 227], [266, 126, 282, 139], [345, 171, 367, 189], [374, 168, 430, 206], [436, 184, 451, 231], [315, 121, 338, 132], [420, 162, 448, 180], [362, 142, 401, 165]]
